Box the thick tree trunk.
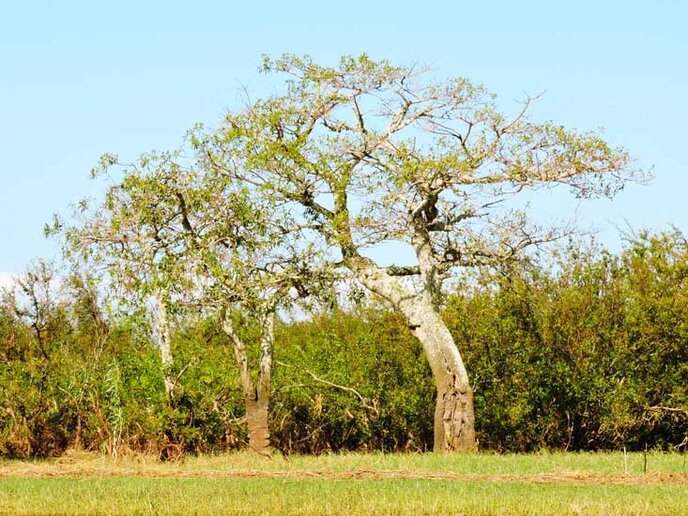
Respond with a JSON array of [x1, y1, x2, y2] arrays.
[[245, 396, 271, 453], [351, 262, 476, 452], [400, 297, 476, 452]]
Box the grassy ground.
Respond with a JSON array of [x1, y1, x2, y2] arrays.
[[0, 451, 686, 514]]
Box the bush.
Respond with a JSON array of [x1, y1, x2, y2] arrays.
[[1, 231, 686, 457]]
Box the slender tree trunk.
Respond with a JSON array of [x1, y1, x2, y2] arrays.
[[223, 309, 274, 455], [254, 311, 274, 452], [74, 414, 83, 451], [154, 291, 174, 398]]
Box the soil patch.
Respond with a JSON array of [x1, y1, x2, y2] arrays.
[[0, 462, 685, 486]]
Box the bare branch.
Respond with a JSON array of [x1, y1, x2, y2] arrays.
[[276, 360, 379, 414]]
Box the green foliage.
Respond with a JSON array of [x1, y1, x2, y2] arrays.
[[270, 309, 434, 453], [1, 231, 686, 456], [0, 289, 435, 456], [446, 232, 688, 451]]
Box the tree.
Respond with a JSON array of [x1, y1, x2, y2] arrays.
[[55, 149, 334, 454], [11, 261, 62, 362], [53, 151, 197, 399], [191, 54, 640, 451], [164, 162, 335, 454]]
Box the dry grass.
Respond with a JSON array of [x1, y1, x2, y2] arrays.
[[1, 449, 686, 484], [0, 451, 686, 514]]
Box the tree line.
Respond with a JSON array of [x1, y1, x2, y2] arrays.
[[1, 230, 686, 458]]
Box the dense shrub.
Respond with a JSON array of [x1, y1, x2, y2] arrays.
[[271, 309, 434, 453], [447, 232, 688, 451], [0, 231, 686, 457]]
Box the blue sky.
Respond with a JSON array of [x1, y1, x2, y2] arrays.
[[1, 0, 686, 279]]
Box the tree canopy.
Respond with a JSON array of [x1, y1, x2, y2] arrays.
[[187, 54, 640, 451]]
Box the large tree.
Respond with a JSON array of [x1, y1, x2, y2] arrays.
[[191, 55, 640, 452]]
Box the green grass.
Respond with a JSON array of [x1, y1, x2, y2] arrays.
[[0, 451, 685, 515], [0, 477, 684, 515]]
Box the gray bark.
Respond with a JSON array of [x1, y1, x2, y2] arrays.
[[154, 290, 174, 398], [400, 295, 476, 452], [222, 309, 274, 454], [352, 261, 476, 452]]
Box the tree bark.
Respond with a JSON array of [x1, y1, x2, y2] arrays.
[[400, 296, 476, 452], [351, 261, 476, 452], [251, 310, 273, 454], [154, 290, 174, 398], [245, 396, 271, 453], [222, 309, 274, 455]]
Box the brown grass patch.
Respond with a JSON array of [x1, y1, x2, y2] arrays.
[[0, 456, 685, 486]]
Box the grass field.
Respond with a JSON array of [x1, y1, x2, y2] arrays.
[[0, 451, 686, 514]]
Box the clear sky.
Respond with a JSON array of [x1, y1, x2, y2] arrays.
[[1, 0, 686, 278]]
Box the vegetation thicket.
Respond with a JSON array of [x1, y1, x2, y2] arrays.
[[1, 231, 686, 458]]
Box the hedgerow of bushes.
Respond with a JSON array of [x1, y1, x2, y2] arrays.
[[0, 231, 686, 457]]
